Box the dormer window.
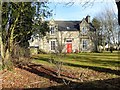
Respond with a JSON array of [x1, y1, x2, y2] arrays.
[[50, 26, 55, 35], [67, 27, 70, 30]]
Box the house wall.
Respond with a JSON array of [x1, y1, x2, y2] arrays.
[[39, 36, 50, 53], [38, 30, 80, 53], [38, 30, 94, 53], [79, 38, 94, 52], [79, 19, 94, 52], [58, 31, 80, 53], [29, 38, 39, 47]]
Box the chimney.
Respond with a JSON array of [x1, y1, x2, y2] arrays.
[[86, 15, 90, 23]]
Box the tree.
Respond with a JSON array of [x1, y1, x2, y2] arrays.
[[91, 18, 102, 52], [0, 2, 51, 69], [67, 0, 119, 26], [32, 2, 51, 37], [115, 0, 120, 25], [115, 1, 120, 48], [92, 18, 101, 30], [13, 2, 35, 48], [95, 7, 119, 51], [1, 2, 34, 69]]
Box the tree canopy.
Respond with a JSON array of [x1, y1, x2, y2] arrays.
[[1, 2, 51, 69]]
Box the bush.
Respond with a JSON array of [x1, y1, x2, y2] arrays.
[[50, 53, 65, 77], [12, 45, 31, 66]]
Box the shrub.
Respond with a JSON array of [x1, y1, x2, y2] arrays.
[[12, 45, 31, 67]]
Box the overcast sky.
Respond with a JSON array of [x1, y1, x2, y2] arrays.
[[47, 0, 118, 21]]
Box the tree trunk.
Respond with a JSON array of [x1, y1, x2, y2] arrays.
[[0, 36, 5, 68], [116, 1, 120, 25], [0, 36, 11, 69], [1, 12, 19, 70], [0, 36, 13, 70]]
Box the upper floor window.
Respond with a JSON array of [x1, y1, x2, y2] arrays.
[[50, 26, 55, 35], [82, 27, 87, 35]]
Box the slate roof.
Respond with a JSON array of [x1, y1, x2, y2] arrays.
[[54, 21, 81, 31], [89, 23, 96, 31]]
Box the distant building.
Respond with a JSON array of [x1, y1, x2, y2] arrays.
[[29, 15, 96, 53]]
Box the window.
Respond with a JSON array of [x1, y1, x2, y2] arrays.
[[83, 40, 87, 49], [66, 38, 73, 42], [50, 26, 55, 35], [66, 27, 70, 30], [82, 27, 87, 35], [51, 41, 56, 50], [66, 40, 72, 42]]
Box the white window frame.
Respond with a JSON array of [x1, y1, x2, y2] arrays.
[[51, 40, 56, 50], [82, 27, 87, 35], [83, 40, 87, 49], [50, 26, 55, 35]]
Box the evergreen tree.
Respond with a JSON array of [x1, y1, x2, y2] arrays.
[[1, 2, 51, 69]]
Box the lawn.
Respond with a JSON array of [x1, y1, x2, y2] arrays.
[[0, 65, 2, 71], [0, 63, 2, 71], [32, 51, 120, 71]]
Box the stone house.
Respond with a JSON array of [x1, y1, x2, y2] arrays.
[[29, 15, 96, 53]]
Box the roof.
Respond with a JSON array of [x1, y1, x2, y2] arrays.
[[54, 21, 81, 31], [89, 23, 96, 31]]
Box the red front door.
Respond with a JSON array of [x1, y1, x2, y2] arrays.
[[67, 43, 72, 53]]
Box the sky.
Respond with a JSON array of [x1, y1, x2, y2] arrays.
[[47, 0, 118, 21]]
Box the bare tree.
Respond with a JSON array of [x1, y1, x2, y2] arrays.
[[55, 31, 66, 53], [91, 18, 102, 52], [95, 7, 119, 51], [48, 29, 65, 77]]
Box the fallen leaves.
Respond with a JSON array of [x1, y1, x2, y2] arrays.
[[2, 63, 120, 89]]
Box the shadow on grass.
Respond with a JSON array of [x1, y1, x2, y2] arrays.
[[64, 62, 120, 75], [33, 57, 120, 76], [65, 55, 120, 67]]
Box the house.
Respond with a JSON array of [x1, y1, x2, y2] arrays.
[[29, 15, 96, 53]]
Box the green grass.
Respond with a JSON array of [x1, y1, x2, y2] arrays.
[[64, 52, 119, 70], [32, 51, 120, 71], [0, 65, 2, 70]]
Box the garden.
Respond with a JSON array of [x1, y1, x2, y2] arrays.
[[2, 51, 120, 89]]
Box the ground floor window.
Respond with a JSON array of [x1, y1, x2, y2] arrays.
[[83, 40, 87, 49], [51, 41, 56, 50]]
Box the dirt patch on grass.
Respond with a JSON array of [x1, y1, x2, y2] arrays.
[[2, 63, 120, 89]]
